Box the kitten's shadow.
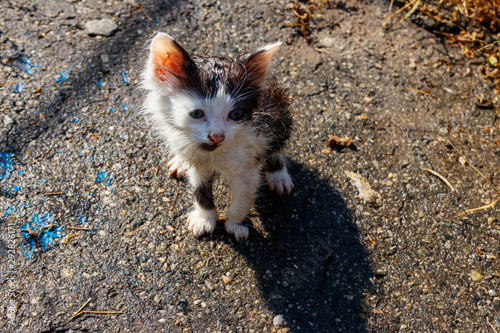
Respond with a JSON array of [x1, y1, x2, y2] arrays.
[[237, 160, 372, 332]]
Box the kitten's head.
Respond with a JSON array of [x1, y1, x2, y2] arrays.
[[143, 33, 280, 152]]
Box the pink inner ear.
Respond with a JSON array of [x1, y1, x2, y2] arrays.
[[151, 34, 189, 82]]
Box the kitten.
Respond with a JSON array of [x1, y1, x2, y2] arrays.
[[141, 33, 293, 241]]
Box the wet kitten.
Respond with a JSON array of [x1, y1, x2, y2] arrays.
[[141, 33, 293, 241]]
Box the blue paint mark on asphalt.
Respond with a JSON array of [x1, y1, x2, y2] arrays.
[[95, 171, 115, 189], [104, 173, 115, 188], [95, 171, 108, 182], [39, 226, 64, 250], [4, 205, 15, 216], [14, 57, 41, 75], [56, 68, 71, 82], [122, 104, 127, 111], [12, 82, 27, 93], [19, 212, 64, 258], [121, 72, 128, 84], [0, 152, 14, 180], [20, 239, 36, 259]]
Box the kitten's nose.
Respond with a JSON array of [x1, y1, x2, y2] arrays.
[[208, 133, 225, 144]]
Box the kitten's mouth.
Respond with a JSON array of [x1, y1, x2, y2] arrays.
[[200, 143, 219, 151]]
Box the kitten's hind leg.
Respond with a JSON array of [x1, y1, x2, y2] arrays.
[[167, 156, 188, 178], [264, 153, 293, 195], [187, 171, 218, 237]]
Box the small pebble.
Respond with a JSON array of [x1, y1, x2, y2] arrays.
[[101, 54, 110, 63], [4, 115, 13, 125], [422, 235, 433, 244], [84, 18, 118, 36], [470, 269, 484, 282], [486, 253, 497, 260], [318, 37, 335, 48], [204, 280, 214, 291], [273, 314, 285, 327], [222, 274, 233, 284]]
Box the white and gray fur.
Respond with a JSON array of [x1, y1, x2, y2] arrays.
[[141, 33, 293, 241]]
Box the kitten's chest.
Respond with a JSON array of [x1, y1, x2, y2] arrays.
[[201, 135, 267, 175]]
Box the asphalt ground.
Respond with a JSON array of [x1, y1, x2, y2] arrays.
[[1, 0, 499, 332]]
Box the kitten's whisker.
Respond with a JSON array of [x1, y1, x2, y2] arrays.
[[233, 89, 259, 103]]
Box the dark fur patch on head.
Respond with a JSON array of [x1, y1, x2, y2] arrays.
[[175, 53, 292, 149], [178, 56, 261, 119]]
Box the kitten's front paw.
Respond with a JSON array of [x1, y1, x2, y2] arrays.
[[188, 209, 218, 237], [225, 220, 249, 242], [167, 157, 188, 178], [266, 169, 294, 195]]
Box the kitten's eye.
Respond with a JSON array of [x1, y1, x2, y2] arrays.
[[228, 109, 244, 121], [189, 109, 205, 119]]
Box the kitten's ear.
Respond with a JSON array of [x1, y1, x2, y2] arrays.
[[150, 33, 194, 84], [243, 42, 281, 88]]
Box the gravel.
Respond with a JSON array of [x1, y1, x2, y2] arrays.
[[1, 0, 499, 332]]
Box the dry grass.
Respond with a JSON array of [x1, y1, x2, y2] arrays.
[[286, 0, 500, 92], [405, 0, 500, 93], [285, 0, 324, 44]]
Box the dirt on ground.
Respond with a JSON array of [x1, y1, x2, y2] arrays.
[[1, 0, 499, 332]]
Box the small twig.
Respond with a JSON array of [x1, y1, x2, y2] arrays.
[[478, 40, 500, 52], [291, 8, 309, 21], [455, 196, 500, 218], [406, 87, 437, 98], [284, 23, 303, 28], [20, 228, 36, 237], [374, 0, 414, 34], [40, 223, 54, 230], [70, 298, 123, 321], [467, 6, 479, 34], [487, 316, 499, 333], [404, 0, 421, 19], [448, 140, 500, 194], [61, 233, 78, 245], [423, 168, 456, 192], [66, 227, 91, 231], [44, 192, 64, 196], [79, 311, 123, 315], [132, 5, 152, 21], [70, 298, 92, 321]]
